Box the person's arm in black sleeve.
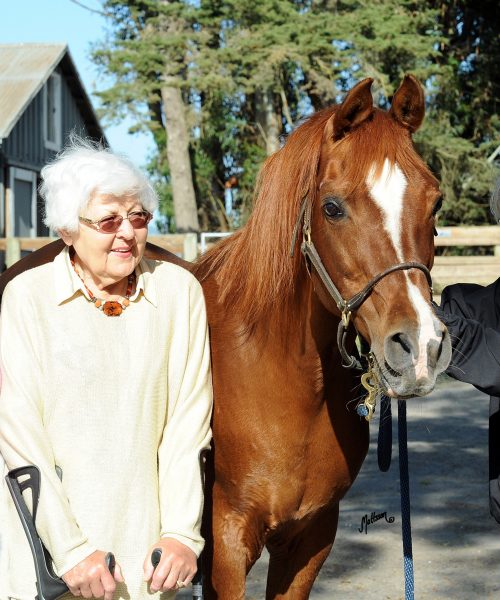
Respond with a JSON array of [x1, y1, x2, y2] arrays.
[[436, 278, 500, 524], [435, 307, 500, 396], [436, 278, 500, 396]]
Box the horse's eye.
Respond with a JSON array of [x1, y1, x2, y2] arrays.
[[432, 197, 443, 216], [322, 198, 345, 219]]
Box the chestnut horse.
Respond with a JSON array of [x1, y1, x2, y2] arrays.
[[192, 75, 451, 599], [0, 76, 451, 599]]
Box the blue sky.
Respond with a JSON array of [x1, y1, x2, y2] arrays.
[[0, 0, 154, 168]]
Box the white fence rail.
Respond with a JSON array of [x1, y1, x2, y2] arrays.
[[2, 227, 500, 293], [0, 234, 199, 268]]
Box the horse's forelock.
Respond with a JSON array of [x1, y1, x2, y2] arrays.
[[328, 110, 429, 199]]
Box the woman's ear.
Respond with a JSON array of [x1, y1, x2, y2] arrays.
[[59, 230, 75, 247]]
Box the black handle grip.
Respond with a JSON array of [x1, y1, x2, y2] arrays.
[[105, 552, 115, 576], [151, 547, 162, 568], [6, 466, 115, 600]]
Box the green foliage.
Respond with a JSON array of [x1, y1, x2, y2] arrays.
[[419, 0, 500, 224], [92, 0, 500, 230], [416, 118, 497, 225]]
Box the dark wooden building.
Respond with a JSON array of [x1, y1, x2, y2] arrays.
[[0, 43, 106, 251]]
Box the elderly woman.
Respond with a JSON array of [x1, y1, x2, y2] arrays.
[[0, 138, 213, 599]]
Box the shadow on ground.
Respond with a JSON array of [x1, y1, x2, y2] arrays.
[[179, 380, 499, 599]]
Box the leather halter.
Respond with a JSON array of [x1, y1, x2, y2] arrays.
[[291, 197, 433, 370]]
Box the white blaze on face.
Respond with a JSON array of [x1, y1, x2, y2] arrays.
[[407, 281, 441, 379], [366, 159, 439, 380], [366, 160, 406, 257]]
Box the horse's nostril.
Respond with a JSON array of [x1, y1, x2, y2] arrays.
[[391, 332, 412, 355], [436, 336, 444, 362], [384, 331, 417, 373]]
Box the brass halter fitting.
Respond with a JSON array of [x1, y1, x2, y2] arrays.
[[358, 354, 380, 421]]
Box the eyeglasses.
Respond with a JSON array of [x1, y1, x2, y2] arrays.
[[79, 210, 152, 233]]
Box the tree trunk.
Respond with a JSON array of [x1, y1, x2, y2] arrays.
[[255, 89, 281, 156], [154, 0, 199, 232], [161, 82, 199, 232]]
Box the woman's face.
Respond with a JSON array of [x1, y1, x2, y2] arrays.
[[62, 193, 149, 287]]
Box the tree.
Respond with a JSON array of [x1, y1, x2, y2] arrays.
[[419, 0, 500, 225], [92, 0, 200, 231], [91, 0, 499, 230]]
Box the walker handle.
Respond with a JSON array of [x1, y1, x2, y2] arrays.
[[151, 547, 204, 599], [6, 465, 115, 600]]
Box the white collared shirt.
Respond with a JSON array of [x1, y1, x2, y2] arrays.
[[0, 247, 213, 599]]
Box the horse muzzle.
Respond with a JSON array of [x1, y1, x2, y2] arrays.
[[373, 317, 452, 398]]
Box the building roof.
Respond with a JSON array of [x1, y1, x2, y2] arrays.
[[0, 43, 106, 142]]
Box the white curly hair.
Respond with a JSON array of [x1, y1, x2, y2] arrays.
[[40, 134, 158, 233]]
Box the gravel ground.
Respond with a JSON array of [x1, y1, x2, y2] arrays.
[[239, 379, 500, 600], [180, 378, 499, 599]]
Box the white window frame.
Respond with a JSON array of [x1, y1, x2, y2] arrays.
[[43, 72, 62, 151], [200, 232, 233, 254], [9, 167, 37, 238]]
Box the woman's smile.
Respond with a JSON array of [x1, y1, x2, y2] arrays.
[[110, 246, 134, 258]]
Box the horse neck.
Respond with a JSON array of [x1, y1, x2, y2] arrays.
[[256, 267, 341, 363]]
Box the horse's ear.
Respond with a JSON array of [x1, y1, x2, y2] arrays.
[[327, 78, 374, 141], [389, 75, 425, 133]]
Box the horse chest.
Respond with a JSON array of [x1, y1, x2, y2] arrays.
[[277, 437, 359, 513], [241, 411, 367, 530]]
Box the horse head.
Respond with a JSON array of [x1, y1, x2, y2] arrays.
[[309, 75, 451, 397], [195, 75, 450, 399]]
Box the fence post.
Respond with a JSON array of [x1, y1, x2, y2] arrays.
[[5, 237, 21, 268], [183, 233, 198, 261], [495, 245, 500, 257]]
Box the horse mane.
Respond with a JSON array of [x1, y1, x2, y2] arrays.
[[192, 107, 431, 326]]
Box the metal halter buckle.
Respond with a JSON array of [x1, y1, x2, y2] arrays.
[[357, 354, 380, 421]]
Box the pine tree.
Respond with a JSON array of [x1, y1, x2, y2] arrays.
[[91, 0, 499, 229], [92, 0, 200, 232], [418, 0, 500, 226]]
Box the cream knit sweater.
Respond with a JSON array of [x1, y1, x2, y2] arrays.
[[0, 247, 213, 600]]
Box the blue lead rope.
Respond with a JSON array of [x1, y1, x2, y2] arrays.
[[377, 395, 392, 472], [397, 400, 415, 600], [377, 396, 415, 600]]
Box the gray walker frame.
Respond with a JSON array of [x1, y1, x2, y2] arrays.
[[6, 465, 204, 600]]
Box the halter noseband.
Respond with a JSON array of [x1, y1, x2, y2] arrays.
[[291, 197, 433, 371]]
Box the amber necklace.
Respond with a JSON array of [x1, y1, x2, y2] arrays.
[[70, 251, 135, 317]]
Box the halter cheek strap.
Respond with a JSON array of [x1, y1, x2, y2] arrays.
[[291, 197, 434, 370]]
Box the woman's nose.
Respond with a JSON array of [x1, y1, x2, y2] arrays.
[[116, 217, 135, 238]]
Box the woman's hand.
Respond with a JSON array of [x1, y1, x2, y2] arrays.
[[143, 538, 197, 592], [62, 550, 124, 599]]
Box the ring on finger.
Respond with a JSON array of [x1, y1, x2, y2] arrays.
[[176, 580, 187, 589]]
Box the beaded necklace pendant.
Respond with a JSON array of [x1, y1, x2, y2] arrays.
[[91, 274, 135, 316], [70, 253, 135, 317]]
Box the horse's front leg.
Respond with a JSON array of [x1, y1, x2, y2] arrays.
[[204, 489, 263, 599], [265, 503, 339, 600]]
